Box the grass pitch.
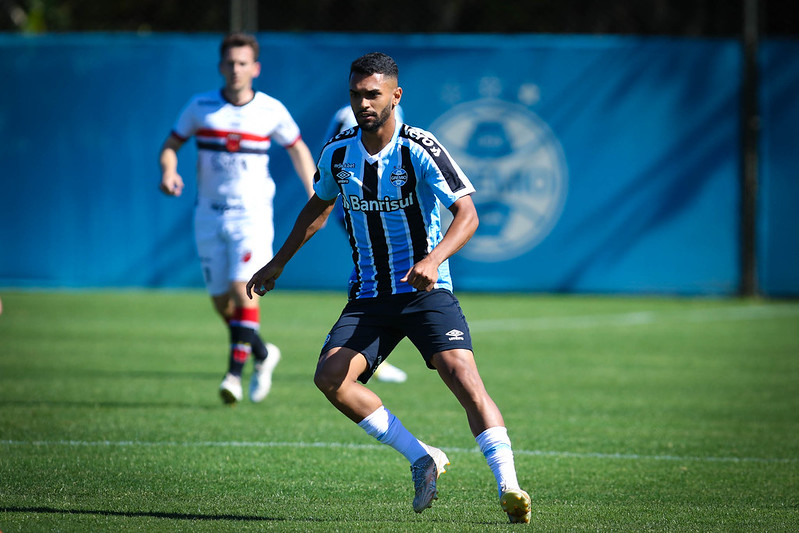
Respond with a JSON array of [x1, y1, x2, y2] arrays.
[[0, 290, 797, 532]]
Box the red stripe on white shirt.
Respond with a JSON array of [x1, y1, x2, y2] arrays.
[[196, 128, 271, 142]]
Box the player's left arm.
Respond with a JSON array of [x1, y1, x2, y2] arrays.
[[286, 139, 316, 199], [401, 194, 479, 292]]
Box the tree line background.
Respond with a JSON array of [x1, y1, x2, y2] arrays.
[[2, 0, 797, 36]]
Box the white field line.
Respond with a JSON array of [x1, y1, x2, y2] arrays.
[[1, 439, 795, 464], [468, 303, 799, 333]]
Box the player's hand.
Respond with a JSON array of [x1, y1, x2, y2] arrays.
[[159, 172, 184, 196], [401, 259, 439, 292], [246, 262, 284, 299]]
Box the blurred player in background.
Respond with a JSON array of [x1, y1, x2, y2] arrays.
[[159, 33, 315, 405], [322, 103, 409, 384], [247, 52, 530, 522]]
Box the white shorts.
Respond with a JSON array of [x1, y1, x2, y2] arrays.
[[194, 203, 274, 296]]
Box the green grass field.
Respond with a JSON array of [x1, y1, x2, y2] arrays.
[[1, 290, 798, 532]]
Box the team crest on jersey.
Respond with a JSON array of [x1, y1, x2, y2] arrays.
[[390, 167, 408, 187], [226, 133, 242, 152]]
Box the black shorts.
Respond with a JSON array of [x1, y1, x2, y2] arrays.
[[321, 288, 473, 383]]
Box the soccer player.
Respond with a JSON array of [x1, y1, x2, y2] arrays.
[[246, 52, 531, 522], [159, 33, 316, 405], [321, 103, 409, 384]]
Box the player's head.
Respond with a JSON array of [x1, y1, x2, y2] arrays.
[[219, 33, 261, 93], [349, 52, 402, 133], [220, 32, 260, 61], [350, 52, 399, 81]]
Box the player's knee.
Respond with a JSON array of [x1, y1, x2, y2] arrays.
[[313, 361, 343, 395], [313, 367, 332, 393], [433, 349, 475, 374]]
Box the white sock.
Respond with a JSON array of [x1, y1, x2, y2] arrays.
[[358, 406, 429, 464], [476, 426, 520, 497]]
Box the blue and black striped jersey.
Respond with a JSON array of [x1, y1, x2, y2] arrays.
[[315, 120, 475, 299]]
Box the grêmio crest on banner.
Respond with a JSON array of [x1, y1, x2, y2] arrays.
[[430, 78, 568, 263]]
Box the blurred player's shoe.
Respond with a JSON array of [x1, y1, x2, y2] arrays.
[[500, 488, 531, 524], [219, 373, 243, 405], [249, 343, 281, 403], [410, 446, 450, 512], [373, 361, 407, 383]]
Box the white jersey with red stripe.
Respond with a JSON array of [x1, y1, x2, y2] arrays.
[[172, 89, 301, 210]]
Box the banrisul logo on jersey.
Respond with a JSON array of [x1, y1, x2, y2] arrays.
[[430, 84, 568, 262]]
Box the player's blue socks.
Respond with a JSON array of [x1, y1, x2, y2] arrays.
[[358, 405, 429, 464], [476, 426, 521, 497]]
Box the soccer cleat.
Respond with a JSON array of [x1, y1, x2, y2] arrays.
[[410, 446, 450, 513], [249, 343, 281, 403], [219, 373, 243, 405], [373, 361, 407, 383], [500, 488, 531, 524]]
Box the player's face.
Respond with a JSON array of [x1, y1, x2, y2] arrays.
[[219, 46, 261, 92], [349, 72, 401, 133]]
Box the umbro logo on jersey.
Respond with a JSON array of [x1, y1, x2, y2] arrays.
[[336, 170, 352, 183], [446, 329, 464, 340]]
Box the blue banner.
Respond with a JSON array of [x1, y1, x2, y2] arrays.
[[758, 40, 799, 297], [0, 33, 794, 295]]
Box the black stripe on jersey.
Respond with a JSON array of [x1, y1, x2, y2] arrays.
[[322, 125, 359, 150], [330, 147, 363, 298], [196, 141, 268, 155], [363, 161, 392, 295], [400, 125, 466, 193], [400, 145, 429, 265]]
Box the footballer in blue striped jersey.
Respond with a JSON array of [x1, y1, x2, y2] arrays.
[[247, 52, 530, 523], [316, 120, 475, 299]]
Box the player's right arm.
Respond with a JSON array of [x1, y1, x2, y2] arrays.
[[158, 134, 186, 197], [247, 193, 336, 298]]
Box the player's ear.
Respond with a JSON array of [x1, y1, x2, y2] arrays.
[[393, 86, 402, 106], [253, 61, 262, 78]]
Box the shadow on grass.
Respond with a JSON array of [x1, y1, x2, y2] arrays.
[[0, 399, 224, 410], [1, 506, 289, 522], [0, 506, 487, 526], [8, 369, 221, 380]]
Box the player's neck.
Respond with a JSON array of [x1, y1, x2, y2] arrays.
[[360, 116, 396, 155], [223, 86, 255, 106]]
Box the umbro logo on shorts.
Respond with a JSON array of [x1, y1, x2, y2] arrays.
[[446, 329, 464, 341]]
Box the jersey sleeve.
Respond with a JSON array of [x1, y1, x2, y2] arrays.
[[270, 100, 302, 148], [418, 131, 476, 208], [171, 97, 199, 140], [312, 148, 341, 201]]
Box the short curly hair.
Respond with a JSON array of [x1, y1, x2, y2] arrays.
[[350, 52, 398, 80]]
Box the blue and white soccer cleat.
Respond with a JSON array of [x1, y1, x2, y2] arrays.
[[410, 446, 450, 512]]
